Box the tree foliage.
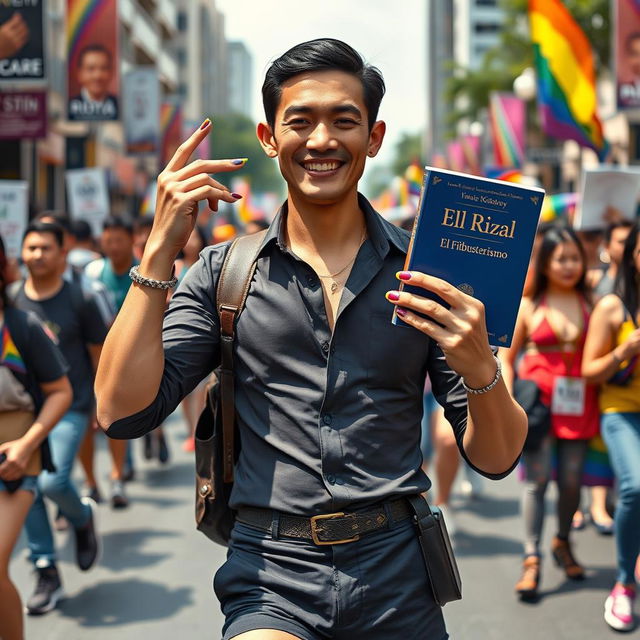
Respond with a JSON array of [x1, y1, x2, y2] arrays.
[[390, 131, 424, 176], [207, 112, 284, 194], [444, 0, 610, 138]]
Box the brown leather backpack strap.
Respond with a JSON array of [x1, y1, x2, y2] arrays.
[[216, 230, 267, 482]]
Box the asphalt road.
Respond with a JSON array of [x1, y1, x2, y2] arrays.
[[10, 413, 639, 639]]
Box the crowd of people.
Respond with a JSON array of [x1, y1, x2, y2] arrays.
[[0, 210, 266, 640], [1, 201, 639, 637]]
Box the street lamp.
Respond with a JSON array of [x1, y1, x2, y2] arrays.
[[513, 67, 537, 102]]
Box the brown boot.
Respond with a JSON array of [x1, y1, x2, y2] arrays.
[[551, 536, 585, 580], [515, 555, 540, 599]]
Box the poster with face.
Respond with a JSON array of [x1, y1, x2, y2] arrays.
[[66, 0, 119, 121], [0, 1, 45, 81], [616, 0, 640, 109], [123, 68, 160, 154]]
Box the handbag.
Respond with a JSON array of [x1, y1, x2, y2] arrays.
[[194, 230, 266, 545], [408, 494, 462, 606], [513, 378, 551, 451]]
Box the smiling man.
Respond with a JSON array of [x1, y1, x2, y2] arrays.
[[95, 39, 526, 639]]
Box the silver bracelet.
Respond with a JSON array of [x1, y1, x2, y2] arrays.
[[462, 355, 502, 395], [129, 265, 178, 290]]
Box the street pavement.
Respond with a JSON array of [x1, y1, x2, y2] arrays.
[[11, 413, 639, 639]]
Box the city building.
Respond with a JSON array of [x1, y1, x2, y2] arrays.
[[227, 41, 253, 119]]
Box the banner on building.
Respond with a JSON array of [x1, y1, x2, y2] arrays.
[[66, 168, 110, 236], [0, 90, 47, 140], [488, 92, 526, 168], [160, 101, 183, 167], [0, 181, 28, 259], [616, 0, 640, 109], [0, 1, 45, 81], [66, 0, 119, 121], [124, 68, 160, 155]]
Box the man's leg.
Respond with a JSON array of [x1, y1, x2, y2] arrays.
[[107, 438, 129, 508]]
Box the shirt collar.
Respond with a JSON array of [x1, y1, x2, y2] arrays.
[[256, 192, 408, 258]]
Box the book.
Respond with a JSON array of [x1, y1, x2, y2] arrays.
[[574, 166, 640, 230], [392, 167, 544, 347]]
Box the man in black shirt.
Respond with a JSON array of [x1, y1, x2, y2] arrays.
[[96, 39, 527, 639], [15, 221, 107, 615]]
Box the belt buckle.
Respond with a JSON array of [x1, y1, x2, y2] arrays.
[[310, 512, 360, 546]]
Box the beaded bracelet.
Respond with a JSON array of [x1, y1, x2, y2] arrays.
[[462, 355, 502, 395], [129, 265, 178, 290]]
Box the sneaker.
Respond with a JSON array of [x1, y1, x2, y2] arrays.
[[74, 497, 101, 571], [460, 469, 483, 499], [551, 536, 585, 580], [604, 585, 636, 631], [110, 480, 129, 509], [158, 431, 170, 465], [25, 562, 65, 615], [121, 463, 135, 483], [83, 485, 103, 505]]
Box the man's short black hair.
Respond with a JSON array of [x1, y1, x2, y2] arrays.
[[23, 221, 65, 247], [77, 44, 112, 68], [262, 38, 385, 131], [36, 211, 73, 236], [103, 216, 133, 235], [71, 218, 94, 242]]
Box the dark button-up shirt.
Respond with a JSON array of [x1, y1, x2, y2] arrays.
[[108, 194, 513, 514]]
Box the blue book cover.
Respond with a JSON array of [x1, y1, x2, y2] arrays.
[[393, 167, 544, 347]]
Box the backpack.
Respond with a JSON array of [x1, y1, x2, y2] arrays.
[[194, 230, 266, 545]]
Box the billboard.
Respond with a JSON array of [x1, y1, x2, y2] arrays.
[[66, 168, 110, 236], [66, 0, 119, 121], [616, 0, 640, 109], [0, 1, 45, 81], [0, 90, 47, 140], [123, 67, 160, 155]]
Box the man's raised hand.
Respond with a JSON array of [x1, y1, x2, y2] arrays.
[[146, 118, 246, 260]]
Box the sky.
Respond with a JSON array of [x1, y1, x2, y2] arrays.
[[217, 0, 427, 173]]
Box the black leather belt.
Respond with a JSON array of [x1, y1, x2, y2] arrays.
[[236, 498, 413, 545]]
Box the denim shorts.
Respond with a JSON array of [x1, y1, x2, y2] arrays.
[[214, 514, 448, 640], [0, 475, 39, 494]]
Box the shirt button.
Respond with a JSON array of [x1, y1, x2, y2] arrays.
[[326, 474, 336, 485], [322, 414, 332, 425], [322, 341, 330, 354], [335, 476, 345, 486], [307, 275, 317, 286]]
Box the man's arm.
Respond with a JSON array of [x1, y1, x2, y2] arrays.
[[387, 271, 527, 476], [95, 119, 244, 430]]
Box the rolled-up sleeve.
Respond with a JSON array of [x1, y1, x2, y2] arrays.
[[106, 244, 229, 439]]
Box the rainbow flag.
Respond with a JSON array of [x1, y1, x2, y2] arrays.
[[528, 0, 609, 161], [1, 325, 26, 375], [540, 192, 579, 222], [66, 0, 115, 67], [484, 167, 524, 184], [404, 162, 423, 196], [160, 102, 183, 166], [488, 93, 526, 167]]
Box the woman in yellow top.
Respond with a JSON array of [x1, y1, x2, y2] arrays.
[[583, 221, 640, 633]]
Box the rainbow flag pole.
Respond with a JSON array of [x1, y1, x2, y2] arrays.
[[528, 0, 609, 161]]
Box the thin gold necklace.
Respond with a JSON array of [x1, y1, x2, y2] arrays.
[[318, 228, 367, 294]]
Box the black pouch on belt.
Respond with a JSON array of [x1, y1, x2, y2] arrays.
[[407, 494, 462, 606]]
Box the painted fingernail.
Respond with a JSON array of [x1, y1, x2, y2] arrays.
[[232, 158, 248, 165], [396, 308, 407, 318], [200, 118, 211, 130], [397, 271, 412, 281], [386, 291, 400, 301], [232, 193, 243, 199]]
